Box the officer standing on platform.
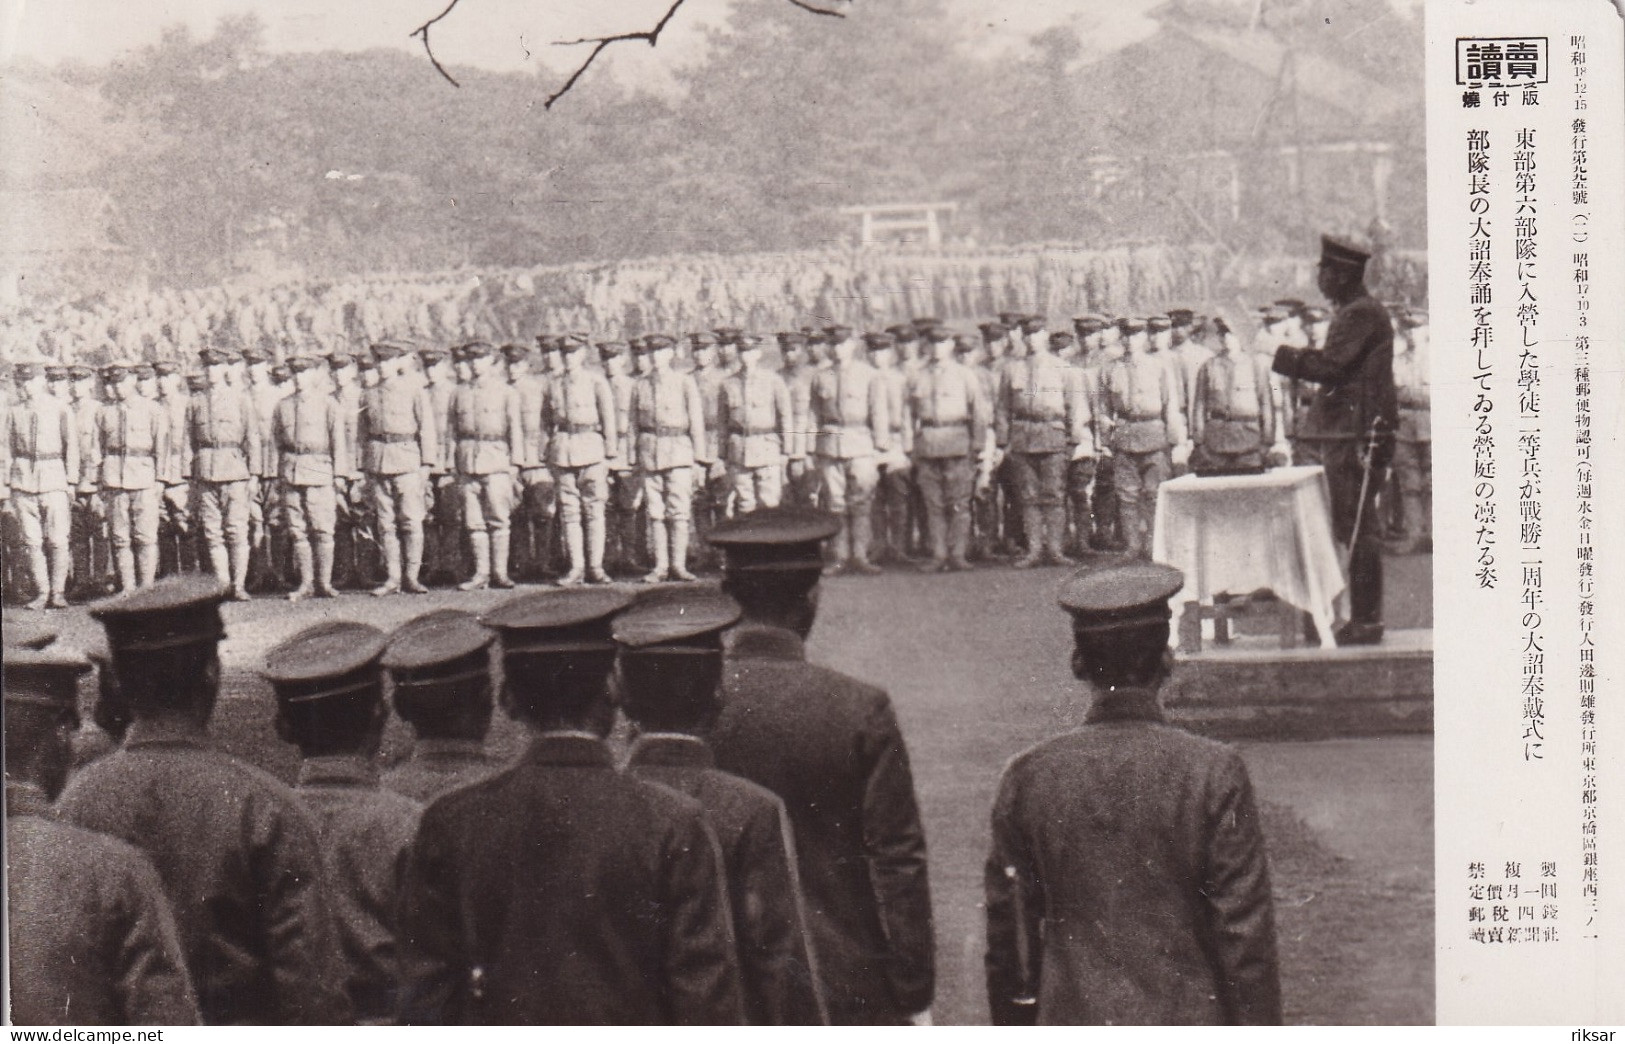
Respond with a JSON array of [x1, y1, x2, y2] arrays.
[[57, 577, 352, 1025], [995, 315, 1093, 568], [719, 332, 793, 515], [542, 335, 619, 585], [616, 588, 827, 1025], [809, 325, 890, 575], [272, 357, 352, 601], [708, 508, 935, 1026], [359, 341, 437, 596], [1100, 318, 1186, 560], [906, 325, 989, 572], [263, 621, 422, 1024], [382, 608, 506, 803], [399, 587, 746, 1025], [5, 641, 201, 1026], [185, 348, 260, 601], [449, 342, 523, 592], [629, 334, 708, 583], [1190, 316, 1275, 471], [94, 365, 171, 592], [4, 362, 82, 609], [1271, 235, 1398, 646], [985, 563, 1281, 1026]]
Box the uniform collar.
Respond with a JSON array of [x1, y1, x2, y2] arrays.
[[5, 781, 54, 818], [297, 753, 380, 788], [725, 622, 807, 662], [123, 716, 210, 749], [627, 733, 714, 769], [522, 732, 614, 767], [1085, 686, 1167, 725], [413, 737, 489, 761]]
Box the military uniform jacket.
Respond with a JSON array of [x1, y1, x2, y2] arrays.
[[382, 739, 506, 804], [810, 362, 891, 461], [1192, 351, 1275, 450], [1271, 294, 1398, 446], [360, 377, 438, 476], [714, 625, 934, 1025], [985, 688, 1282, 1026], [996, 354, 1093, 456], [94, 396, 172, 491], [397, 734, 747, 1025], [906, 360, 989, 460], [630, 369, 708, 472], [157, 392, 192, 484], [876, 367, 912, 457], [296, 756, 424, 1023], [449, 375, 522, 477], [248, 381, 286, 478], [512, 374, 549, 469], [185, 385, 261, 484], [782, 366, 816, 461], [1101, 352, 1186, 453], [56, 721, 353, 1025], [630, 734, 827, 1026], [6, 785, 200, 1026], [3, 393, 79, 494], [541, 369, 618, 469], [718, 368, 793, 469], [273, 391, 353, 487]]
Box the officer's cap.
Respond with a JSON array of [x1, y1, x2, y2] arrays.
[[1167, 308, 1195, 327], [954, 334, 976, 354], [286, 355, 323, 373], [241, 348, 270, 364], [1019, 314, 1048, 334], [45, 365, 69, 381], [1058, 563, 1185, 635], [532, 334, 557, 352], [89, 575, 229, 655], [1319, 233, 1371, 272], [595, 340, 629, 358], [1073, 315, 1108, 334], [708, 506, 839, 574], [777, 331, 807, 349], [12, 362, 40, 381], [910, 317, 941, 331], [418, 346, 449, 364], [199, 348, 233, 366], [689, 331, 718, 349], [924, 325, 955, 344], [327, 351, 359, 370], [153, 361, 181, 377], [3, 645, 91, 715], [370, 340, 407, 361], [68, 365, 95, 380], [2, 611, 58, 651], [1301, 305, 1330, 324], [824, 323, 855, 342], [382, 609, 495, 698], [652, 334, 684, 353], [996, 312, 1026, 328], [102, 365, 133, 383], [262, 621, 388, 705], [712, 326, 743, 343], [978, 321, 1007, 341], [1051, 331, 1075, 349], [886, 324, 919, 343], [131, 364, 156, 381], [1211, 314, 1234, 336], [1117, 317, 1147, 334], [455, 341, 494, 360], [864, 331, 895, 351], [500, 343, 531, 362], [481, 588, 635, 655], [1146, 315, 1172, 333], [614, 587, 741, 653]]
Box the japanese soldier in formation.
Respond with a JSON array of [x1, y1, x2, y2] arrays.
[[5, 640, 200, 1025], [57, 577, 352, 1024], [906, 324, 990, 572], [615, 586, 827, 1025], [358, 340, 438, 595], [1190, 315, 1275, 472], [2, 362, 81, 609], [185, 348, 261, 601], [448, 341, 522, 591], [718, 331, 794, 516], [629, 333, 708, 582], [867, 330, 916, 564], [985, 563, 1282, 1026], [93, 364, 171, 591], [809, 325, 891, 575], [272, 355, 353, 600], [542, 334, 619, 585], [400, 588, 746, 1025], [1100, 317, 1186, 559]]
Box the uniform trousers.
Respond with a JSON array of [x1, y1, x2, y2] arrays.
[[1111, 448, 1172, 559], [1296, 439, 1385, 625], [105, 487, 162, 550], [818, 456, 879, 517], [459, 472, 515, 535], [11, 490, 71, 551], [1066, 458, 1096, 546], [729, 463, 783, 514], [555, 462, 609, 526], [642, 466, 695, 522], [283, 484, 339, 541], [371, 470, 428, 534], [195, 480, 251, 550], [915, 456, 974, 560], [1008, 451, 1067, 509]]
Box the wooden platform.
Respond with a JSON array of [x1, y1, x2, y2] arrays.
[[1163, 627, 1433, 741]]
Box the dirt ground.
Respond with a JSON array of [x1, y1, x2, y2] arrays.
[[46, 550, 1436, 1025]]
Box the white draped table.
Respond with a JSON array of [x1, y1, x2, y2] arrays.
[[1151, 465, 1347, 650]]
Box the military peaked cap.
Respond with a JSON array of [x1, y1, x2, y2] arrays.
[[3, 645, 91, 713], [1059, 563, 1185, 634], [708, 506, 839, 573], [1319, 234, 1371, 272], [263, 620, 388, 705], [481, 588, 635, 655], [89, 575, 229, 654], [383, 609, 495, 704], [613, 588, 741, 652]]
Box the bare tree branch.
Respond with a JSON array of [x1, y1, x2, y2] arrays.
[[411, 0, 465, 87], [784, 0, 848, 16]]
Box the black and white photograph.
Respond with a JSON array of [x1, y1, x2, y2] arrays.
[[4, 0, 1450, 1026]]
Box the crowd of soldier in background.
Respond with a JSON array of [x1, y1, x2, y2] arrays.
[[2, 301, 1430, 609]]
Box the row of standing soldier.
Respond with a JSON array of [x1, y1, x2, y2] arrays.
[[2, 295, 1429, 608], [6, 510, 1281, 1026]]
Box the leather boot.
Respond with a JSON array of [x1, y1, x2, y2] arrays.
[[23, 547, 49, 609], [314, 535, 338, 597], [642, 521, 670, 584], [557, 523, 586, 586], [459, 534, 492, 591], [373, 532, 403, 596], [491, 530, 515, 588], [948, 507, 974, 571], [585, 512, 610, 584], [208, 542, 231, 587], [229, 537, 252, 600], [136, 545, 159, 588], [1012, 509, 1044, 568], [669, 520, 698, 581], [919, 505, 948, 572], [1042, 507, 1076, 566], [849, 511, 882, 574], [47, 546, 72, 608], [403, 527, 429, 593], [287, 541, 314, 601], [1068, 494, 1093, 557], [115, 547, 138, 592]]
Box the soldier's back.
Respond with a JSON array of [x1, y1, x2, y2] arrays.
[[382, 740, 505, 803]]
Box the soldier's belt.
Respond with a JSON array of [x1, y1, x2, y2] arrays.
[[195, 440, 241, 450], [921, 419, 969, 428], [17, 451, 63, 460], [1013, 416, 1066, 425], [1206, 413, 1261, 422], [562, 424, 601, 435], [640, 425, 694, 437], [1117, 414, 1164, 423], [727, 426, 779, 437], [371, 433, 419, 444], [461, 435, 510, 444]]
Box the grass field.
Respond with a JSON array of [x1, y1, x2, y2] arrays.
[[49, 551, 1435, 1025]]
